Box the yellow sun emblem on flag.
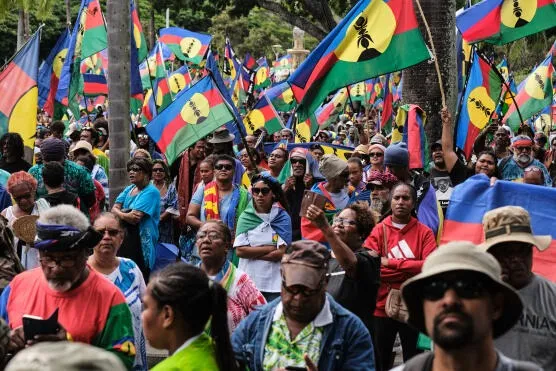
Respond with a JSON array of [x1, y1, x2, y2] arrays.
[[524, 66, 548, 99], [180, 93, 210, 125], [467, 87, 496, 130], [180, 37, 202, 59], [169, 74, 188, 95], [501, 0, 537, 28], [335, 0, 396, 62], [243, 109, 265, 134], [53, 49, 68, 78]]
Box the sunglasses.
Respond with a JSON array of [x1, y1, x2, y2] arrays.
[[423, 278, 489, 301], [39, 256, 79, 269], [95, 228, 121, 237], [252, 187, 271, 195], [152, 168, 165, 173], [215, 163, 233, 171], [137, 134, 149, 139], [524, 167, 541, 173], [369, 152, 383, 157], [128, 166, 142, 173], [290, 158, 306, 165], [332, 217, 357, 227], [281, 279, 324, 297]]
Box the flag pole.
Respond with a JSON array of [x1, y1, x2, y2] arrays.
[[486, 56, 525, 126], [414, 0, 446, 108], [0, 25, 43, 72], [345, 85, 356, 113]]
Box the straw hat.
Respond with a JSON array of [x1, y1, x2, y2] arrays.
[[480, 206, 551, 252], [401, 241, 522, 339], [12, 215, 39, 245]]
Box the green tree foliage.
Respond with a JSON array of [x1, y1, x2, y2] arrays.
[[208, 7, 318, 61]]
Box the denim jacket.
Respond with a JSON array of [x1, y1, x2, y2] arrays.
[[231, 294, 376, 371]]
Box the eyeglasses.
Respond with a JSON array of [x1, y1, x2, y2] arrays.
[[423, 279, 489, 301], [524, 167, 541, 173], [369, 152, 383, 158], [332, 217, 357, 227], [197, 231, 222, 241], [95, 228, 121, 237], [252, 187, 271, 195], [290, 158, 306, 165], [128, 166, 142, 173], [13, 193, 33, 202], [215, 163, 233, 171], [39, 256, 78, 269], [282, 279, 324, 297], [152, 168, 165, 173], [515, 146, 531, 153], [137, 134, 149, 139]]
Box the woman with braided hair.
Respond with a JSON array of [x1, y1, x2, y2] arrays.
[[143, 263, 237, 371]]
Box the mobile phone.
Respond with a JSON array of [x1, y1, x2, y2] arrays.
[[22, 308, 60, 342], [299, 190, 327, 217]]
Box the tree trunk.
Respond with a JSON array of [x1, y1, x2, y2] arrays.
[[148, 3, 155, 50], [107, 0, 131, 206], [403, 0, 458, 142], [17, 9, 25, 50], [65, 0, 71, 27], [258, 0, 329, 40]]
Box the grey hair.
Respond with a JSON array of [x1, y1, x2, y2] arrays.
[[38, 205, 90, 231]]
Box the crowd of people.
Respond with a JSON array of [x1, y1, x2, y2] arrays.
[[0, 103, 552, 371]]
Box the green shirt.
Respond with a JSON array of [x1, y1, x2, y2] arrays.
[[263, 301, 330, 369], [151, 333, 219, 371]]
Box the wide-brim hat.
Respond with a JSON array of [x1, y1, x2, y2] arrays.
[[480, 206, 551, 252], [12, 215, 39, 244], [401, 241, 523, 339], [208, 128, 235, 144], [70, 140, 93, 154]]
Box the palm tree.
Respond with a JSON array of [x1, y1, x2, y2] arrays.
[[0, 0, 53, 49], [106, 0, 131, 206], [402, 0, 458, 140]]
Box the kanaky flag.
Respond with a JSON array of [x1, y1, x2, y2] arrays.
[[504, 54, 554, 131], [315, 88, 349, 129], [38, 29, 70, 117], [265, 82, 296, 112], [0, 31, 40, 152], [366, 77, 381, 106], [456, 51, 503, 158], [152, 42, 173, 112], [294, 117, 318, 143], [288, 0, 430, 122], [254, 58, 271, 91], [381, 73, 394, 133], [141, 89, 156, 125], [57, 0, 107, 117], [442, 175, 556, 281], [392, 104, 428, 171], [159, 27, 211, 65], [130, 0, 147, 62], [456, 0, 556, 45], [243, 53, 257, 70], [223, 37, 241, 92], [349, 81, 366, 103], [496, 76, 516, 117], [168, 65, 192, 96], [146, 75, 235, 165], [274, 54, 292, 71], [264, 141, 354, 161], [83, 73, 108, 96], [243, 94, 284, 135]]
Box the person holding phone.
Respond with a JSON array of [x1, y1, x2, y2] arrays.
[[0, 205, 135, 369]]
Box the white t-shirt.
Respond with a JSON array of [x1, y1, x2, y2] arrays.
[[234, 209, 285, 293]]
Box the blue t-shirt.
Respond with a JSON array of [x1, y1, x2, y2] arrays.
[[116, 184, 160, 269]]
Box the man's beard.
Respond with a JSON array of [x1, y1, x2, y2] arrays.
[[47, 278, 74, 293], [432, 309, 474, 350], [514, 153, 532, 166], [370, 198, 386, 213]]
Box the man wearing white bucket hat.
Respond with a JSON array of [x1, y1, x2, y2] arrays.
[[480, 206, 556, 370], [396, 242, 540, 370]]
